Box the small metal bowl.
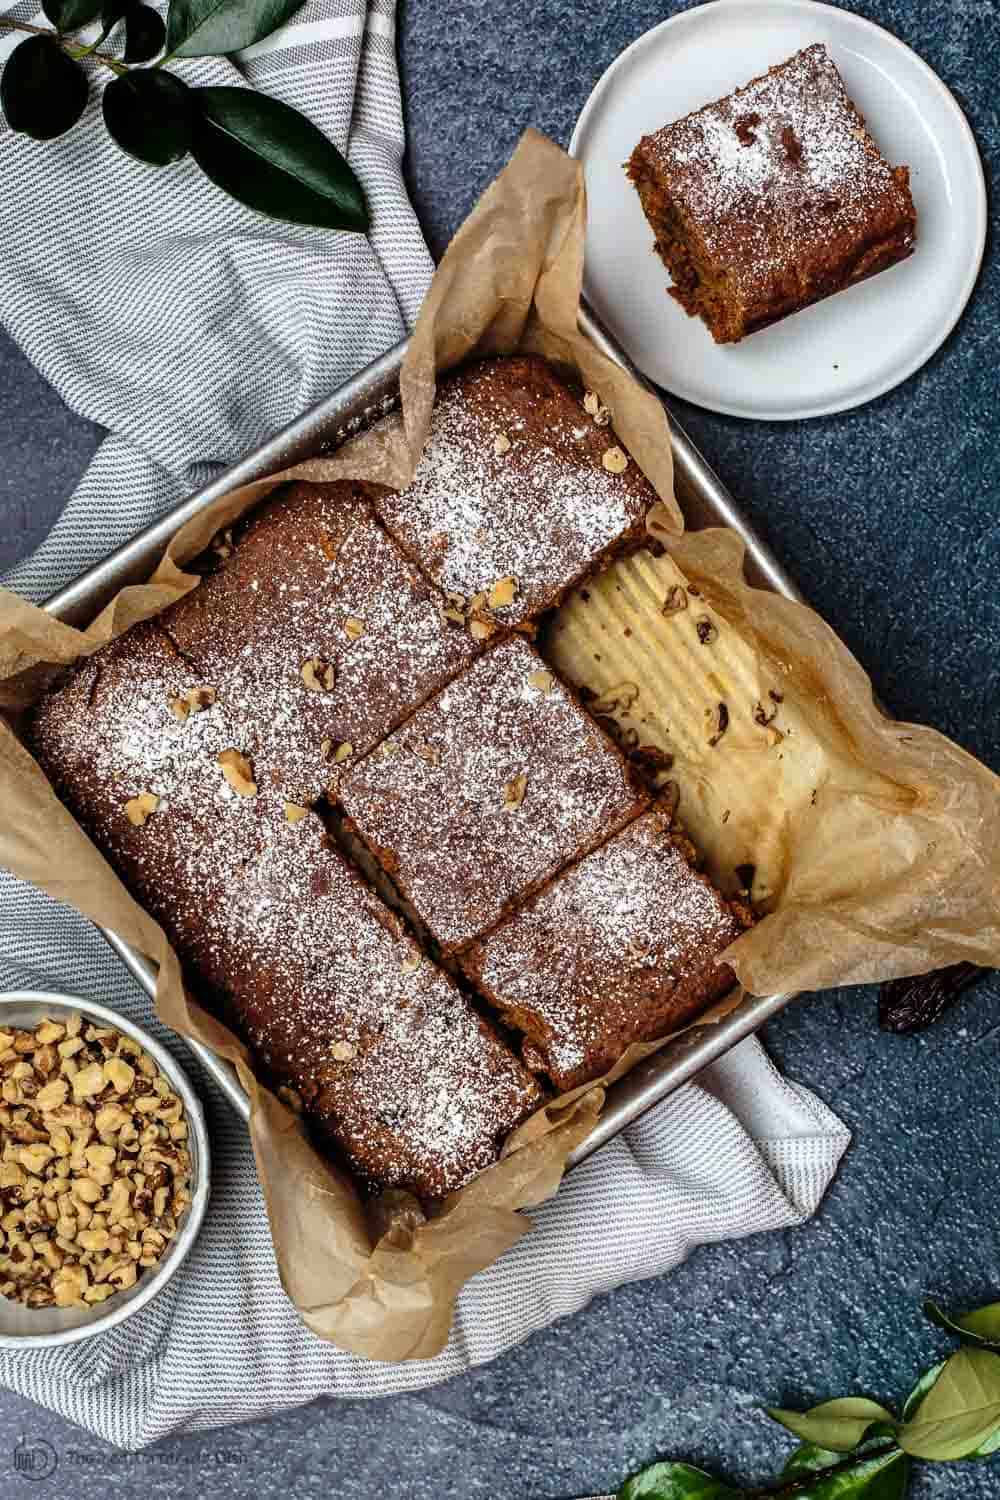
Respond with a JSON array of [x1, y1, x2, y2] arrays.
[[0, 990, 210, 1349]]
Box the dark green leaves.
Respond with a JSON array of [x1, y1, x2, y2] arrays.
[[619, 1461, 739, 1499], [925, 1299, 1000, 1352], [41, 0, 103, 32], [100, 0, 131, 27], [782, 1445, 909, 1498], [768, 1399, 897, 1454], [166, 0, 304, 58], [1, 0, 368, 235], [103, 69, 191, 164], [190, 87, 368, 230], [123, 4, 166, 62], [784, 1444, 845, 1476], [1, 35, 88, 140]]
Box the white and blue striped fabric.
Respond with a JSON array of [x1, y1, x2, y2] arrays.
[[0, 0, 850, 1446]]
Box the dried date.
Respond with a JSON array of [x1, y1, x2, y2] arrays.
[[878, 962, 987, 1034]]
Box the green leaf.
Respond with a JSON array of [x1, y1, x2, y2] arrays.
[[123, 3, 166, 62], [901, 1363, 946, 1422], [94, 0, 130, 45], [103, 69, 191, 165], [1, 35, 88, 140], [898, 1347, 1000, 1459], [768, 1399, 896, 1454], [789, 1451, 909, 1498], [619, 1460, 739, 1499], [925, 1299, 1000, 1352], [189, 87, 368, 231], [165, 0, 304, 58], [902, 1359, 1000, 1459], [42, 0, 103, 31], [784, 1445, 849, 1477], [101, 0, 131, 26]]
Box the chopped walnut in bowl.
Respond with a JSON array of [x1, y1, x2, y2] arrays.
[[0, 992, 209, 1347]]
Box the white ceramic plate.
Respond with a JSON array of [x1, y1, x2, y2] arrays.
[[570, 0, 986, 419]]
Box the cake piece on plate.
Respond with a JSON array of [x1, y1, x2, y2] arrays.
[[368, 355, 655, 627], [627, 43, 917, 343], [161, 481, 482, 801], [340, 636, 648, 956], [461, 809, 752, 1092]]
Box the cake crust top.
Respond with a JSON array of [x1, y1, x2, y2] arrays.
[[341, 636, 647, 953], [633, 44, 916, 316], [370, 356, 654, 624], [463, 811, 747, 1088]]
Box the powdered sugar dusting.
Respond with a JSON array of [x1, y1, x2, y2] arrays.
[[162, 484, 480, 802], [468, 812, 746, 1090], [29, 628, 541, 1199], [371, 356, 653, 623], [198, 809, 543, 1197], [641, 43, 915, 302], [341, 637, 646, 952]]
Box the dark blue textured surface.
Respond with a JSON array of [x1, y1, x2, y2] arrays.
[[0, 1, 997, 1496]]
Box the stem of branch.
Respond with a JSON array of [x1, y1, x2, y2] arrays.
[[0, 17, 127, 74], [742, 1444, 900, 1498]]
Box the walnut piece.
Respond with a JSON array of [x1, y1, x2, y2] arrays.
[[589, 681, 639, 716], [0, 1013, 192, 1311], [344, 617, 365, 641], [284, 802, 309, 824], [301, 657, 335, 693], [217, 749, 257, 797], [493, 433, 511, 456], [328, 1040, 357, 1062], [503, 772, 528, 812], [488, 576, 518, 610], [124, 792, 159, 827], [103, 1057, 135, 1094], [583, 390, 613, 426], [601, 446, 629, 474], [528, 669, 554, 694], [168, 685, 216, 722]]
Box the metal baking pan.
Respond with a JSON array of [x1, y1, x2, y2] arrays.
[[40, 304, 800, 1171]]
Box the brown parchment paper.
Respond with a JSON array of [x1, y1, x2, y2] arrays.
[[1, 130, 999, 1359]]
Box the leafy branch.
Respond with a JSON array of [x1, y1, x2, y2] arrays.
[[0, 0, 368, 231], [618, 1295, 1000, 1499]]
